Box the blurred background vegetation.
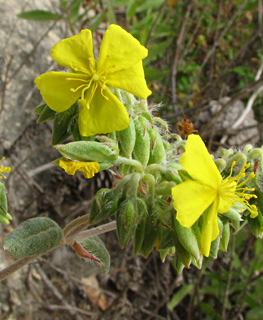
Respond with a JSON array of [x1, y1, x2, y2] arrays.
[[2, 0, 263, 319]]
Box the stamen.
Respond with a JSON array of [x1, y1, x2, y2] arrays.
[[69, 62, 91, 74]]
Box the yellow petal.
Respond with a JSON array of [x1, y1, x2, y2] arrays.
[[51, 29, 94, 73], [78, 86, 129, 136], [97, 24, 148, 74], [35, 71, 89, 112], [172, 180, 216, 227], [59, 158, 99, 179], [180, 135, 222, 188], [107, 61, 151, 99], [200, 200, 220, 257]]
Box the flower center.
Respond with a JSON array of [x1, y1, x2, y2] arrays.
[[65, 59, 108, 109], [219, 162, 258, 218]]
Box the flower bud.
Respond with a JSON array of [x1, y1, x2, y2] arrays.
[[148, 128, 166, 165], [89, 188, 119, 225], [220, 222, 230, 252], [209, 218, 223, 258], [133, 116, 150, 167], [133, 198, 148, 256], [55, 141, 118, 163], [173, 218, 200, 260], [117, 199, 138, 248], [140, 202, 159, 258], [118, 118, 136, 158]]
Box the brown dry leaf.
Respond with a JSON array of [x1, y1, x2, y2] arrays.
[[81, 275, 108, 311]]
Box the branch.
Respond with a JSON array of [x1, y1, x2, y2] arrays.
[[0, 221, 117, 281]]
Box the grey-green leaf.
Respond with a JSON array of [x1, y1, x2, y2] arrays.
[[80, 236, 111, 274], [3, 217, 63, 258]]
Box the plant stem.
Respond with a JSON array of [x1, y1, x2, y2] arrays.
[[0, 254, 41, 281], [66, 221, 117, 243], [0, 221, 117, 281]]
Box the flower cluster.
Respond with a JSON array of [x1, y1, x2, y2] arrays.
[[34, 24, 262, 272]]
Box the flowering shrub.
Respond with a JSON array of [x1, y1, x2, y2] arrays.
[[1, 24, 263, 280]]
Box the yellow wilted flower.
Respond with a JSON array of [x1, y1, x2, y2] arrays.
[[35, 24, 151, 137], [59, 158, 99, 179], [172, 135, 258, 257]]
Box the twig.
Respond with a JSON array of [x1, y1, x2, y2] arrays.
[[220, 61, 263, 144], [171, 1, 193, 113], [197, 0, 249, 77], [0, 254, 41, 281]]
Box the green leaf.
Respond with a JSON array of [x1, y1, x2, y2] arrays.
[[17, 10, 63, 21], [69, 0, 82, 24], [80, 236, 111, 274], [167, 284, 194, 310], [3, 217, 63, 258]]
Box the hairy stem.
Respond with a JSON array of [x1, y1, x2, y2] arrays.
[[0, 221, 117, 281]]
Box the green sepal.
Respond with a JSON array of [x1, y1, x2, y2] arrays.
[[133, 116, 150, 167], [171, 215, 191, 268], [172, 253, 185, 274], [52, 103, 79, 145], [36, 103, 56, 123], [173, 218, 200, 260], [220, 222, 230, 252], [157, 226, 174, 250], [80, 236, 111, 274], [34, 102, 47, 115], [159, 247, 175, 262], [3, 217, 63, 258], [89, 188, 119, 225], [55, 141, 118, 163], [209, 218, 223, 259], [0, 182, 8, 215], [118, 118, 136, 158], [210, 236, 220, 259], [133, 215, 146, 256]]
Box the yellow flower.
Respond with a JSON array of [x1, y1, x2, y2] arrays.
[[172, 134, 258, 257], [59, 158, 99, 179], [0, 157, 11, 179], [35, 24, 151, 137]]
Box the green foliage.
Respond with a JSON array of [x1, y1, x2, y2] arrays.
[[17, 10, 63, 21]]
